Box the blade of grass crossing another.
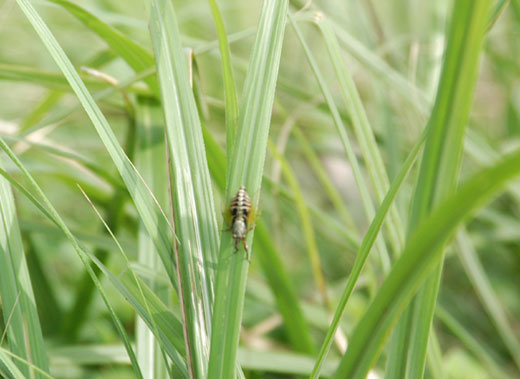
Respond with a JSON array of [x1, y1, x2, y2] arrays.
[[288, 13, 391, 272], [0, 160, 49, 378], [149, 0, 222, 376], [14, 0, 178, 293], [392, 2, 492, 378], [208, 1, 289, 378], [333, 146, 520, 379], [310, 127, 427, 378]]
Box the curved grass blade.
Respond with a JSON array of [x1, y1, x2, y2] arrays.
[[47, 0, 158, 94], [393, 2, 492, 377], [310, 126, 426, 378], [208, 1, 289, 377], [288, 13, 391, 272], [333, 146, 520, 379], [14, 0, 178, 293], [318, 17, 405, 255]]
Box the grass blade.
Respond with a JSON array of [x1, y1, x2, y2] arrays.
[[333, 146, 520, 379], [207, 0, 239, 175], [310, 127, 426, 378], [288, 13, 391, 272], [149, 0, 222, 376], [47, 0, 158, 94], [0, 160, 48, 378], [14, 0, 178, 295], [456, 229, 520, 370], [208, 1, 289, 377], [389, 2, 492, 377]]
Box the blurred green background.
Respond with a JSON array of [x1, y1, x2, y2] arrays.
[[1, 0, 520, 378]]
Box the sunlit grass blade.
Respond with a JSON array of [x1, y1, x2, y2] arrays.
[[199, 101, 315, 355], [390, 2, 492, 377], [288, 13, 391, 272], [333, 146, 520, 379], [14, 0, 178, 293], [208, 1, 289, 377], [149, 0, 223, 376], [310, 127, 426, 378], [134, 96, 169, 378], [456, 229, 520, 370], [0, 161, 48, 378]]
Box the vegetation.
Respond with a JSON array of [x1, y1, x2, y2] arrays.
[[0, 0, 519, 378]]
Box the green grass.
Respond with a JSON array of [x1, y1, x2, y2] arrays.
[[0, 0, 519, 378]]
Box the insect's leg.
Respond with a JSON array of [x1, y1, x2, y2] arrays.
[[242, 239, 250, 262], [234, 238, 239, 253]]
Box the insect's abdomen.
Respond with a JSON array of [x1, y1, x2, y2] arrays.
[[229, 186, 251, 225]]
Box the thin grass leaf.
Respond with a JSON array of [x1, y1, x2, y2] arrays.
[[14, 0, 178, 295], [318, 17, 405, 255], [0, 138, 146, 379], [0, 347, 53, 379], [333, 146, 520, 379], [268, 140, 329, 308], [207, 0, 239, 177], [310, 126, 426, 378], [390, 2, 492, 377], [456, 229, 520, 371], [292, 127, 358, 233], [288, 13, 391, 272], [0, 161, 48, 378], [208, 1, 289, 377], [47, 0, 158, 94], [436, 305, 510, 379]]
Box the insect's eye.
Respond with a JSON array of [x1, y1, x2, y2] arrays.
[[243, 209, 249, 216], [231, 208, 237, 216]]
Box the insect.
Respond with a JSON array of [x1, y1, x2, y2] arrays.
[[227, 186, 255, 261]]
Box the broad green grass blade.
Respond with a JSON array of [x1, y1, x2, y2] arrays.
[[456, 229, 520, 370], [0, 161, 48, 378], [200, 106, 315, 355], [318, 17, 405, 256], [0, 139, 145, 379], [149, 0, 221, 376], [391, 2, 492, 377], [208, 1, 289, 377], [208, 0, 239, 176], [134, 96, 169, 378], [333, 146, 520, 379], [310, 127, 426, 378], [14, 0, 178, 293], [288, 13, 391, 272], [47, 0, 158, 94], [268, 141, 328, 307]]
